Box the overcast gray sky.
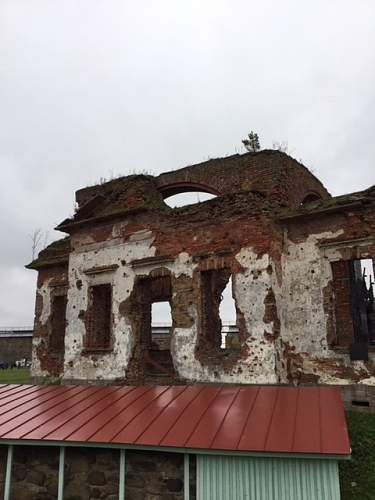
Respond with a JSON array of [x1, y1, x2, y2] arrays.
[[1, 0, 374, 326]]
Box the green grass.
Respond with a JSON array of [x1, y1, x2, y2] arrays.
[[0, 368, 31, 384], [340, 411, 375, 500]]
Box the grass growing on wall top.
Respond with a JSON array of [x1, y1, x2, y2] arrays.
[[340, 411, 375, 500], [0, 368, 30, 384]]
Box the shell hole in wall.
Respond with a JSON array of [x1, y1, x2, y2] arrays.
[[164, 192, 217, 208], [219, 276, 237, 348]]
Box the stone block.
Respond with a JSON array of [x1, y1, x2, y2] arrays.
[[133, 460, 157, 472], [89, 486, 101, 498], [165, 478, 183, 492], [104, 482, 119, 495], [88, 469, 106, 486], [10, 485, 33, 500], [125, 488, 145, 500], [105, 471, 119, 484], [69, 456, 90, 474], [64, 478, 90, 499], [32, 494, 55, 500], [125, 472, 145, 488], [13, 464, 27, 481], [96, 452, 114, 466], [45, 477, 58, 495], [26, 469, 46, 486]]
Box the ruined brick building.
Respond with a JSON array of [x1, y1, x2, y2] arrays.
[[27, 150, 375, 403]]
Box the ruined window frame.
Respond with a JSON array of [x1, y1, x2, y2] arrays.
[[82, 266, 118, 353], [125, 266, 176, 381], [330, 257, 375, 358], [84, 282, 113, 352], [321, 240, 375, 355], [49, 287, 68, 356], [197, 265, 241, 356]]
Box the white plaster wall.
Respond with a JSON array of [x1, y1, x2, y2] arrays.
[[62, 228, 157, 381], [36, 222, 375, 386], [60, 217, 278, 384], [31, 279, 52, 378], [280, 230, 375, 384], [62, 223, 198, 382], [172, 248, 278, 384]]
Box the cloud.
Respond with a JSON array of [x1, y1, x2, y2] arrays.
[[0, 0, 374, 324]]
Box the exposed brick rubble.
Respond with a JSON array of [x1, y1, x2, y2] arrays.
[[26, 150, 375, 405]]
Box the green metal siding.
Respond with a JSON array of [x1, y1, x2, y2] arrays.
[[197, 455, 341, 500]]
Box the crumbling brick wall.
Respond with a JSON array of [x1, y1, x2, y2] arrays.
[[27, 152, 375, 389], [279, 197, 375, 385], [75, 150, 329, 211], [57, 196, 282, 384], [31, 265, 69, 381]]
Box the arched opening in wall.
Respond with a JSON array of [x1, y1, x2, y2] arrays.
[[219, 276, 238, 348], [164, 191, 217, 208], [301, 193, 322, 205], [151, 301, 172, 350]]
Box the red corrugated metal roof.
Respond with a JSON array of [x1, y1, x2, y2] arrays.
[[0, 384, 350, 456]]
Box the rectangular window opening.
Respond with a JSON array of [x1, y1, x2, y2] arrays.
[[199, 269, 239, 353], [50, 295, 67, 353], [331, 257, 375, 354], [143, 275, 174, 377], [86, 284, 112, 349]]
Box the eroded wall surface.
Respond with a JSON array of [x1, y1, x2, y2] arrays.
[[33, 232, 280, 384], [279, 203, 375, 386], [31, 195, 283, 385], [28, 153, 375, 389]]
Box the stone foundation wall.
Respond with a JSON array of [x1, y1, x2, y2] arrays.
[[11, 446, 59, 500], [0, 445, 196, 500], [125, 450, 196, 500], [340, 384, 375, 413]]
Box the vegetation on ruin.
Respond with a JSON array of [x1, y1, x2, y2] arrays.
[[340, 411, 375, 500], [242, 131, 261, 152]]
